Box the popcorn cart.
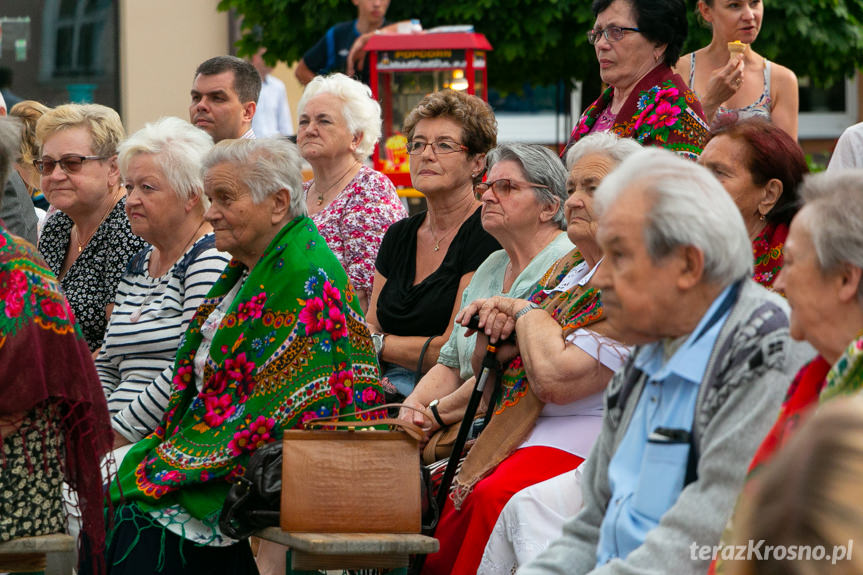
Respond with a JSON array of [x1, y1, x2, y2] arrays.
[[364, 31, 493, 190]]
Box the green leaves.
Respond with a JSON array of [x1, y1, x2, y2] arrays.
[[220, 0, 863, 91]]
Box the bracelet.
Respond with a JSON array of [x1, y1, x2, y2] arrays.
[[428, 399, 446, 427], [513, 302, 540, 322]]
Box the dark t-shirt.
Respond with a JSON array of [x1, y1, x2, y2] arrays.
[[375, 207, 501, 337], [303, 20, 360, 76]]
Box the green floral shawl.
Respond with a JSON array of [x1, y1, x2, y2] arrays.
[[109, 216, 385, 525]]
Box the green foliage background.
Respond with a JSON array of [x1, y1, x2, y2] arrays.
[[221, 0, 863, 92]]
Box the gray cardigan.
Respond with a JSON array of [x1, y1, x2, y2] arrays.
[[518, 279, 815, 575]]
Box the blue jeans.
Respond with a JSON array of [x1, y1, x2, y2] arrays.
[[384, 364, 418, 399]]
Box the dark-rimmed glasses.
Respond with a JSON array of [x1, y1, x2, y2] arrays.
[[406, 140, 469, 156], [473, 178, 550, 201], [587, 26, 641, 45], [34, 155, 108, 175]]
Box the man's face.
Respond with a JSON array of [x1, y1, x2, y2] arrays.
[[594, 184, 688, 345], [353, 0, 390, 26], [189, 71, 253, 142]]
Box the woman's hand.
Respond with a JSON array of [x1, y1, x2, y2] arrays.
[[398, 396, 431, 429], [470, 329, 519, 377], [703, 54, 745, 118], [457, 296, 531, 344]]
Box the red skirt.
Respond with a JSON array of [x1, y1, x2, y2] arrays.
[[422, 446, 584, 575]]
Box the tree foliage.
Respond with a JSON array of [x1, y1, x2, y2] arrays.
[[220, 0, 863, 91]]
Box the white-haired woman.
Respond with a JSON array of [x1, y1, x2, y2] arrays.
[[96, 117, 230, 450], [298, 73, 407, 312], [105, 138, 385, 574]]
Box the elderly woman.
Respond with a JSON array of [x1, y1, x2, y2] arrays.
[[676, 0, 799, 138], [366, 90, 501, 399], [0, 118, 112, 569], [417, 134, 638, 575], [105, 138, 385, 574], [298, 73, 407, 313], [728, 399, 863, 575], [9, 99, 50, 211], [36, 104, 147, 352], [566, 0, 709, 159], [699, 117, 807, 288], [709, 170, 863, 575], [95, 117, 230, 450], [400, 143, 572, 430]]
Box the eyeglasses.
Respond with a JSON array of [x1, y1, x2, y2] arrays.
[[406, 140, 469, 156], [473, 178, 550, 201], [34, 155, 108, 175], [587, 25, 641, 45]]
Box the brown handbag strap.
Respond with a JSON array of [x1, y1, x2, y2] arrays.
[[303, 403, 429, 443]]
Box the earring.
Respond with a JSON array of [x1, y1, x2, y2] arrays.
[[759, 213, 766, 222]]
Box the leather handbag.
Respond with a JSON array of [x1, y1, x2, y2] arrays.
[[280, 405, 427, 534]]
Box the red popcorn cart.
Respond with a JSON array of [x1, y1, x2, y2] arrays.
[[364, 31, 493, 190]]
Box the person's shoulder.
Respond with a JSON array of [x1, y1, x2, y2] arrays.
[[768, 60, 798, 88], [674, 51, 694, 83], [354, 166, 398, 194]]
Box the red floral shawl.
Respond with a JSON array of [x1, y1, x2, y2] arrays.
[[566, 64, 709, 160], [0, 225, 113, 573], [751, 221, 788, 289]]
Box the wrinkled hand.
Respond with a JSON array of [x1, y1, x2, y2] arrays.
[[704, 54, 745, 112], [457, 296, 529, 344], [398, 397, 432, 429]]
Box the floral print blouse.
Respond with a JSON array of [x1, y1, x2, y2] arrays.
[[304, 165, 407, 294], [38, 197, 148, 352]]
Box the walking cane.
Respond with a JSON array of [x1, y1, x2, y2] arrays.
[[410, 340, 501, 575]]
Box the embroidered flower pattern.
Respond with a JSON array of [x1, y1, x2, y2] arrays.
[[237, 292, 267, 323], [329, 369, 355, 408], [173, 364, 194, 391], [299, 296, 327, 335], [203, 393, 236, 427], [0, 268, 28, 318]]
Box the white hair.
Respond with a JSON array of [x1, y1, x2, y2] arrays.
[[118, 116, 214, 207], [202, 137, 306, 218], [564, 132, 643, 171], [596, 148, 752, 286], [797, 170, 863, 302], [297, 73, 382, 159]]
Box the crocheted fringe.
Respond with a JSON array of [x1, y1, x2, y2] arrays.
[[450, 477, 477, 511]]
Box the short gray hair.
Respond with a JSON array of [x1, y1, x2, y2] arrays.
[[0, 117, 22, 193], [297, 73, 382, 159], [118, 116, 213, 207], [797, 170, 863, 301], [486, 143, 568, 229], [564, 132, 643, 171], [203, 137, 306, 218], [596, 148, 752, 286]]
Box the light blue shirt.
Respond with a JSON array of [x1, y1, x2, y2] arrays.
[[596, 283, 738, 565]]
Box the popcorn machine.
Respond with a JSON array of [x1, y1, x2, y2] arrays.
[[364, 32, 493, 189]]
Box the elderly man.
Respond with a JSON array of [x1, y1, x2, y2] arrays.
[[518, 148, 814, 575], [190, 55, 261, 142]]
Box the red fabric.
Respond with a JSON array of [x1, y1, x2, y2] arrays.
[[0, 227, 113, 574], [751, 221, 788, 289], [423, 446, 584, 575]]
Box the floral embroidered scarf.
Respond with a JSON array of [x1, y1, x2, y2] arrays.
[[751, 221, 788, 289], [452, 248, 604, 506], [710, 332, 863, 574], [0, 225, 113, 573], [566, 64, 709, 160], [110, 216, 385, 526]]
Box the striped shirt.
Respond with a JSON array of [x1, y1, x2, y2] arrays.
[[96, 234, 230, 442]]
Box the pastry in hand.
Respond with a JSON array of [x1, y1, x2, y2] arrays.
[[727, 41, 748, 56]]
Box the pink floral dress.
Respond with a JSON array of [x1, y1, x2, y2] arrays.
[[305, 165, 407, 295]]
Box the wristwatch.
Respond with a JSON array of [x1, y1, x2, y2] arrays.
[[514, 302, 540, 322], [427, 399, 446, 427], [371, 332, 386, 359]]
